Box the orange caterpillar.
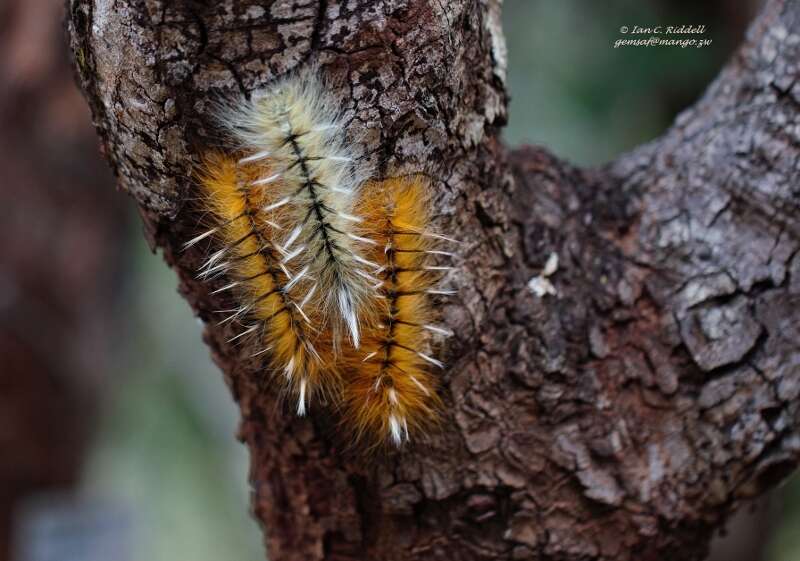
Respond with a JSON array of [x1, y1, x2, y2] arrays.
[[342, 177, 455, 447], [188, 153, 335, 415]]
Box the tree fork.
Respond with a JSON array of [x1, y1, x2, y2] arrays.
[[68, 0, 800, 559]]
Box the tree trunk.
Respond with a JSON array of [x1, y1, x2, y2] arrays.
[[67, 0, 800, 559]]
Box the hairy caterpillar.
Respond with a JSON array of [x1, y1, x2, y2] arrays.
[[342, 177, 455, 447], [188, 69, 454, 446], [188, 153, 335, 416], [218, 70, 378, 349]]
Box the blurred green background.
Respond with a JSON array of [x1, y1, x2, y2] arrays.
[[502, 0, 745, 166], [4, 1, 798, 561], [80, 240, 262, 561]]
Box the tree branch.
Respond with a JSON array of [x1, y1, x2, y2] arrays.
[[68, 0, 800, 559]]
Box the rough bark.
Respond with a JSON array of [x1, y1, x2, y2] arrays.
[[67, 0, 800, 560]]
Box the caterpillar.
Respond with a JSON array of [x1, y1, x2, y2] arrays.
[[218, 70, 378, 349], [187, 153, 335, 416], [187, 69, 454, 446], [341, 176, 455, 447]]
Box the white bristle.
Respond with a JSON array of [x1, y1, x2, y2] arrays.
[[211, 281, 239, 295], [422, 324, 453, 337], [284, 265, 309, 291], [297, 379, 307, 416], [300, 283, 317, 309], [422, 230, 460, 244], [353, 268, 381, 283], [306, 342, 321, 363], [337, 285, 359, 348], [262, 196, 290, 212], [409, 375, 431, 396], [351, 254, 380, 270], [183, 227, 218, 249], [217, 304, 250, 326], [252, 173, 282, 186], [348, 233, 377, 245], [281, 245, 305, 264], [284, 356, 295, 380], [337, 212, 363, 223], [250, 346, 272, 358], [201, 248, 227, 269], [198, 261, 230, 280], [238, 150, 270, 164], [228, 323, 259, 343], [417, 351, 444, 369], [292, 301, 312, 324], [388, 415, 403, 446], [426, 249, 456, 257], [281, 225, 302, 252]]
